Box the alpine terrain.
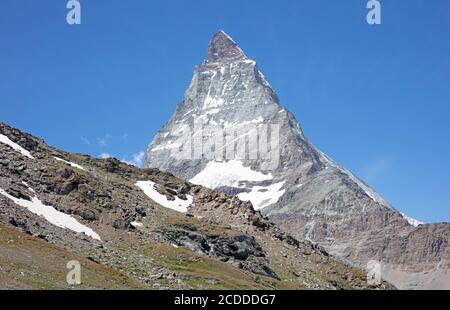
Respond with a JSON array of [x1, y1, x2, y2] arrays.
[[0, 123, 391, 290], [146, 30, 450, 289]]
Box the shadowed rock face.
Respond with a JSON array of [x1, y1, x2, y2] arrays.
[[161, 228, 279, 279], [145, 30, 450, 289], [207, 30, 245, 63]]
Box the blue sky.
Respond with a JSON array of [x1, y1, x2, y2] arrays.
[[1, 0, 449, 223]]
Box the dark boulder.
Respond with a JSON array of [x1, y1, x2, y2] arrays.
[[179, 183, 191, 194], [80, 209, 97, 221], [135, 206, 147, 217]]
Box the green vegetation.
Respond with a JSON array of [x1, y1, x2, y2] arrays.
[[0, 224, 146, 290]]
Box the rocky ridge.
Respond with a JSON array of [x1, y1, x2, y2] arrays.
[[0, 123, 390, 290]]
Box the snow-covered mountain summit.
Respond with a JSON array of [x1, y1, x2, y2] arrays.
[[145, 30, 392, 216]]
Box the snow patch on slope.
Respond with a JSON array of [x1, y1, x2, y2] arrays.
[[190, 160, 285, 209], [150, 140, 182, 152], [222, 117, 264, 128], [0, 187, 101, 240], [190, 160, 273, 189], [204, 95, 225, 109], [238, 181, 286, 210], [22, 181, 35, 193], [54, 157, 86, 171], [0, 134, 34, 159], [135, 181, 193, 213], [401, 213, 424, 227]]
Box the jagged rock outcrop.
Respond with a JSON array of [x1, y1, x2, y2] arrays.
[[145, 30, 450, 289]]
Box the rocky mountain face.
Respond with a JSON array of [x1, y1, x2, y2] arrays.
[[0, 123, 390, 290], [145, 30, 450, 289]]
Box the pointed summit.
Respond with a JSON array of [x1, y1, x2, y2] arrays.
[[207, 30, 245, 63]]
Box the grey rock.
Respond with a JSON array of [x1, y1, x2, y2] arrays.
[[178, 183, 191, 194], [161, 228, 278, 279], [79, 209, 97, 221]]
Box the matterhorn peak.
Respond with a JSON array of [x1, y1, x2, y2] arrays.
[[207, 30, 246, 63]]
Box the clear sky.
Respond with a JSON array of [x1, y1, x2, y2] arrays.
[[1, 1, 449, 223]]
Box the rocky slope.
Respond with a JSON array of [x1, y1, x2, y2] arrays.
[[145, 30, 450, 289], [0, 123, 390, 290]]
